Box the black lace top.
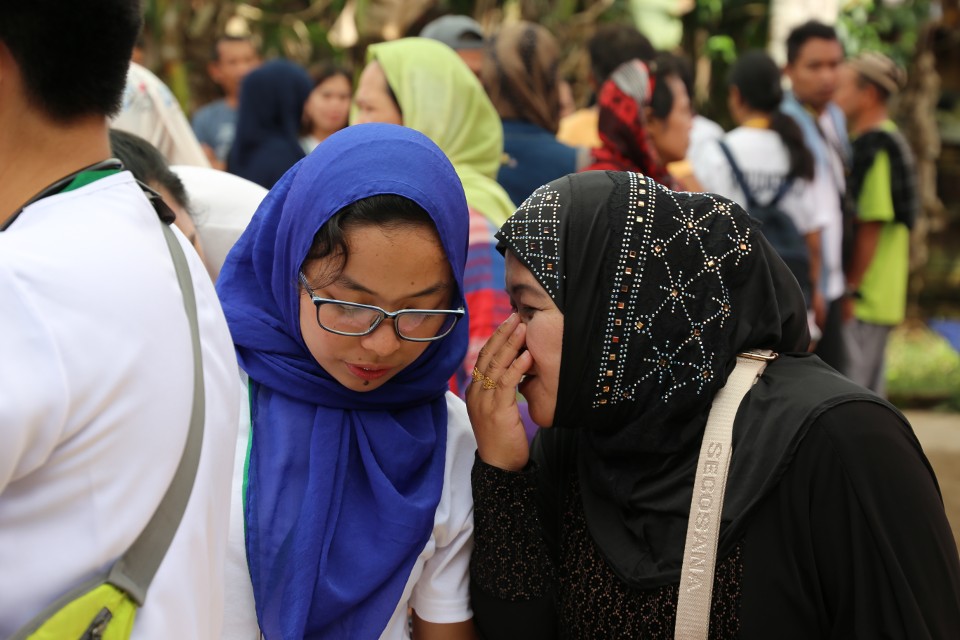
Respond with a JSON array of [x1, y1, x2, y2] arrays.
[[470, 402, 960, 639], [472, 459, 742, 639]]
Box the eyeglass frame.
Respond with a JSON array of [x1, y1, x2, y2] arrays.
[[298, 272, 465, 343]]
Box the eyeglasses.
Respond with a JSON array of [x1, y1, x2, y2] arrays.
[[299, 273, 464, 342]]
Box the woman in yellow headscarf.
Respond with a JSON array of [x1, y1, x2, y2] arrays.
[[355, 38, 517, 398]]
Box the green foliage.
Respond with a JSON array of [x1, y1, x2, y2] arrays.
[[681, 0, 771, 127], [705, 35, 737, 65], [837, 0, 932, 66], [886, 324, 960, 409]]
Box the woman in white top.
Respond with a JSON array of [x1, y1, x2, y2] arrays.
[[694, 50, 829, 330], [215, 123, 476, 639]]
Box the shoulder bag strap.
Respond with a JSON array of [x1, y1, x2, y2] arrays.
[[10, 218, 205, 638], [106, 217, 205, 605], [8, 189, 205, 640], [673, 350, 776, 640]]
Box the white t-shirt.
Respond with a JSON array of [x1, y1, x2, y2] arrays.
[[693, 126, 829, 238], [0, 173, 241, 638], [113, 63, 211, 168], [816, 111, 848, 302], [170, 165, 268, 282], [221, 388, 476, 639], [686, 114, 725, 170]]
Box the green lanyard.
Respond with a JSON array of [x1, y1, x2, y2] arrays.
[[2, 159, 123, 231], [61, 168, 122, 193]]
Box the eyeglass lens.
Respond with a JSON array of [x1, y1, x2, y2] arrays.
[[317, 302, 457, 339]]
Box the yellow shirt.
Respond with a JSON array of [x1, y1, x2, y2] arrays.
[[557, 108, 601, 149]]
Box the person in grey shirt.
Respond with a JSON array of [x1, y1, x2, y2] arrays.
[[192, 35, 260, 169]]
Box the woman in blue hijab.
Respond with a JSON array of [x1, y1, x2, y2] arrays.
[[228, 59, 312, 189], [216, 123, 477, 639]]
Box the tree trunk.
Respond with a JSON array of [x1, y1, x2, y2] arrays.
[[894, 25, 946, 316]]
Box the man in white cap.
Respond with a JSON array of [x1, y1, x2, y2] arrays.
[[833, 51, 917, 395]]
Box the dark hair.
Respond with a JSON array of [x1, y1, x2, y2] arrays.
[[0, 1, 142, 121], [729, 51, 814, 181], [301, 194, 435, 287], [729, 50, 783, 112], [649, 54, 684, 121], [786, 20, 839, 65], [109, 129, 192, 215], [211, 35, 256, 62], [302, 62, 353, 135], [310, 62, 352, 88], [384, 77, 403, 118], [673, 54, 697, 113], [588, 24, 655, 86], [370, 59, 403, 118]]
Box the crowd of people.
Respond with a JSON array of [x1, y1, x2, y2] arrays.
[[2, 1, 959, 639], [105, 17, 917, 401]]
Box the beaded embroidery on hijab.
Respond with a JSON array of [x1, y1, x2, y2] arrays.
[[499, 182, 565, 302], [500, 170, 771, 418], [498, 170, 810, 588], [586, 172, 754, 408]]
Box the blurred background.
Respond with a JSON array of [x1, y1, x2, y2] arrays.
[[137, 0, 960, 541]]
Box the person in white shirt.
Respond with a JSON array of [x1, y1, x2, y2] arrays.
[[694, 50, 827, 341], [780, 20, 850, 370], [171, 165, 268, 282], [114, 62, 211, 168], [215, 123, 476, 639], [0, 2, 241, 638]]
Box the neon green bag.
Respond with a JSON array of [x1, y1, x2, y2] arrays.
[[16, 584, 137, 640], [11, 210, 205, 640]]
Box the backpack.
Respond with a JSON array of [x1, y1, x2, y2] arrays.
[[717, 141, 811, 305], [848, 128, 919, 230]]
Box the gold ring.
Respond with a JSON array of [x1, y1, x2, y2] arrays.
[[481, 376, 497, 390], [472, 366, 484, 383]]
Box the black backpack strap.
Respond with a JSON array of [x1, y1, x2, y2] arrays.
[[850, 129, 918, 230], [719, 140, 795, 209], [768, 175, 795, 206], [717, 140, 758, 208]]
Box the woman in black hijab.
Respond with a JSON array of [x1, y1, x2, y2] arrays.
[[466, 170, 960, 639], [228, 59, 312, 189]]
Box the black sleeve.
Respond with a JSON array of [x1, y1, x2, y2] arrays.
[[470, 455, 558, 640], [814, 402, 960, 638], [743, 400, 960, 639]]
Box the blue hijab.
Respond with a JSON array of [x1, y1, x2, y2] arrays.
[[228, 59, 313, 189], [217, 123, 470, 639]]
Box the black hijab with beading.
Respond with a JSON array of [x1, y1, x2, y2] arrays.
[[497, 170, 813, 588]]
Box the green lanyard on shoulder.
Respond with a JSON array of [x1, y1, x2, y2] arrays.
[[2, 159, 123, 231], [61, 168, 122, 193]]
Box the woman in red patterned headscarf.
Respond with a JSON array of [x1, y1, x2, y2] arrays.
[[583, 56, 692, 190]]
